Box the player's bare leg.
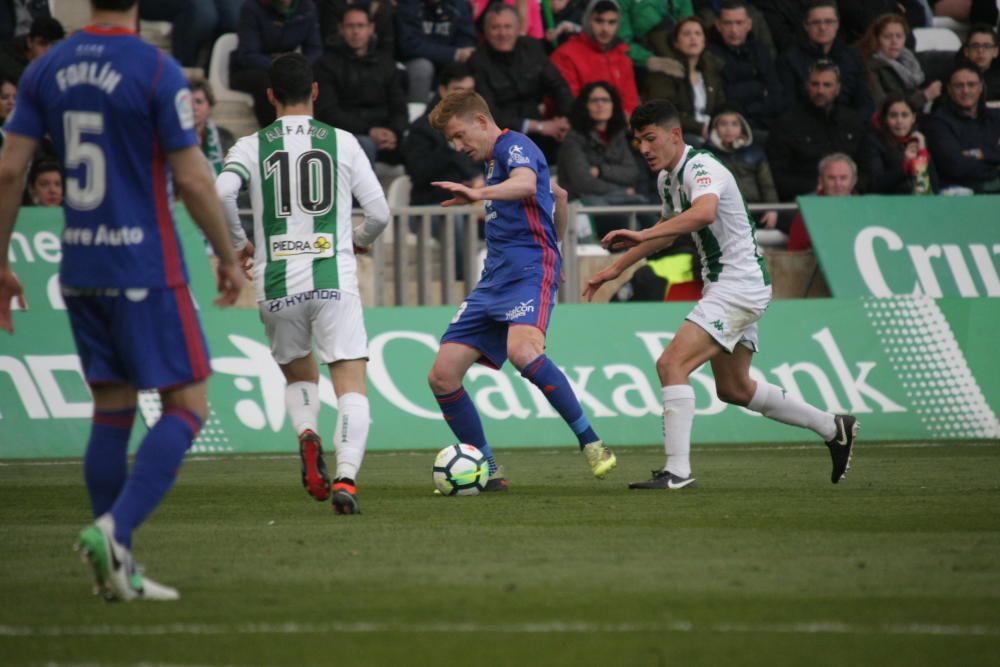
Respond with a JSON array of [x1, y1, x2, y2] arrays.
[[508, 325, 616, 479], [631, 322, 722, 490], [712, 345, 858, 483], [428, 343, 507, 489], [281, 355, 331, 501], [328, 358, 369, 514]]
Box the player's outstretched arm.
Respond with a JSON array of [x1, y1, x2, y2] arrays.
[[433, 167, 537, 206], [601, 194, 718, 251], [169, 146, 245, 306], [0, 133, 37, 332]]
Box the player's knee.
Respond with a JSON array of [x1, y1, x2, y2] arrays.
[[656, 352, 687, 385], [507, 341, 542, 371], [427, 366, 458, 395], [716, 381, 754, 407]]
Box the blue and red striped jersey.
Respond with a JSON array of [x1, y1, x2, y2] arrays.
[[480, 130, 560, 287], [5, 25, 198, 288]]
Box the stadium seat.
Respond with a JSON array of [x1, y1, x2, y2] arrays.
[[384, 175, 413, 243], [914, 27, 962, 52], [208, 33, 254, 107], [407, 102, 427, 123], [49, 0, 89, 32]]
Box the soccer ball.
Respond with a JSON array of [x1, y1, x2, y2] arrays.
[[432, 444, 489, 496]]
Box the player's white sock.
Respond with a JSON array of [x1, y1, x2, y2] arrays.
[[285, 381, 320, 436], [334, 393, 370, 481], [747, 382, 837, 441], [662, 384, 695, 478]]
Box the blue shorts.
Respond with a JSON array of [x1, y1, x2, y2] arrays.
[[64, 286, 211, 390], [440, 275, 557, 369]]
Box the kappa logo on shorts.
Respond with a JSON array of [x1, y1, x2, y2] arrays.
[[506, 299, 535, 321], [710, 319, 724, 331]]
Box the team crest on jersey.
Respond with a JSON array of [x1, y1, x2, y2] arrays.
[[270, 233, 335, 259], [507, 144, 529, 166]]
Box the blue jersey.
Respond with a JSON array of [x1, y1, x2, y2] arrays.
[[480, 130, 560, 287], [5, 25, 198, 289]]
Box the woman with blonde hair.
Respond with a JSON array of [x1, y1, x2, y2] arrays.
[[860, 13, 941, 111]]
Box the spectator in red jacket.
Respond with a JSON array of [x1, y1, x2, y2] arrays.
[[550, 0, 641, 115]]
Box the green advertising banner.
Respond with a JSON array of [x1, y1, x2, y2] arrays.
[[5, 206, 215, 315], [800, 195, 1000, 298], [1, 298, 997, 458]]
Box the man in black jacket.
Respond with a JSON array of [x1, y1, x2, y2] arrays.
[[708, 0, 783, 132], [231, 0, 323, 127], [401, 62, 481, 278], [923, 64, 1000, 193], [314, 6, 407, 165], [767, 60, 867, 200], [776, 0, 872, 119], [469, 4, 574, 162]]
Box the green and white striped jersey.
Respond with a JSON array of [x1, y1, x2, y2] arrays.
[[221, 115, 382, 301], [657, 146, 771, 289]]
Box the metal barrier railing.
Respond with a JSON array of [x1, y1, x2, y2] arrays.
[[239, 202, 799, 307]]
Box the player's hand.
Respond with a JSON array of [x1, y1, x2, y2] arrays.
[[433, 181, 481, 206], [214, 261, 245, 307], [601, 228, 645, 251], [0, 268, 26, 333], [582, 264, 622, 302], [238, 242, 255, 280]]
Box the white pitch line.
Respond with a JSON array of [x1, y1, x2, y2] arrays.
[[0, 621, 996, 638]]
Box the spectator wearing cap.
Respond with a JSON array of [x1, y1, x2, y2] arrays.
[[0, 15, 63, 84], [776, 0, 873, 119], [922, 64, 1000, 193], [767, 60, 868, 200]]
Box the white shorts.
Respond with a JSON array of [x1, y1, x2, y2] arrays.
[[259, 289, 368, 365], [686, 283, 772, 353]]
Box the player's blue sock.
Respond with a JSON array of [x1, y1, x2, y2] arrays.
[[521, 354, 599, 449], [109, 408, 201, 548], [434, 387, 497, 474], [83, 408, 136, 518]]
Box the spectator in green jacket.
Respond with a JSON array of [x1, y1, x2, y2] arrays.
[[616, 0, 692, 74]]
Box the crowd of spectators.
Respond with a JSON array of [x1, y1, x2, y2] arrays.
[[0, 0, 998, 235]]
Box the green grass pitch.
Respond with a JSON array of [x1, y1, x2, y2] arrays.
[[1, 441, 998, 666]]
